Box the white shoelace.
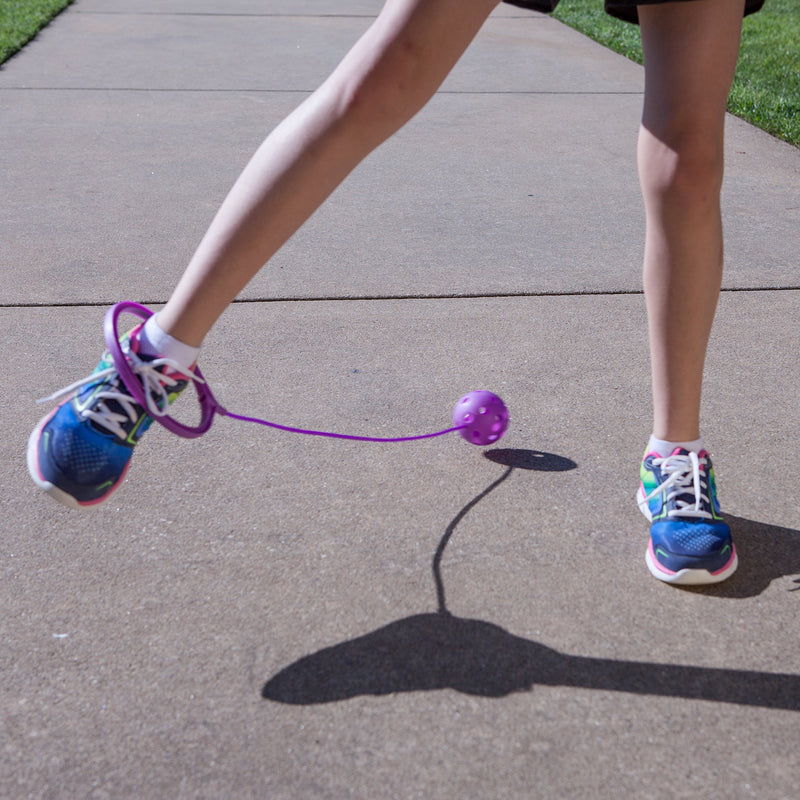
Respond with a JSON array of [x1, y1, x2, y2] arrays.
[[37, 350, 202, 441], [641, 450, 713, 520]]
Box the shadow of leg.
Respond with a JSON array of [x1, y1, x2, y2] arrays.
[[681, 514, 800, 598]]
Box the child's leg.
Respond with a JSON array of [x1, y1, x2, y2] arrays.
[[157, 0, 501, 347], [635, 0, 744, 585], [637, 0, 743, 443], [28, 0, 499, 509]]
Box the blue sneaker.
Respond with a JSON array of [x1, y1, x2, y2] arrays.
[[637, 447, 737, 585], [27, 326, 194, 509]]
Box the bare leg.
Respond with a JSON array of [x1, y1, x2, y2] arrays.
[[638, 0, 743, 442], [157, 0, 500, 346]]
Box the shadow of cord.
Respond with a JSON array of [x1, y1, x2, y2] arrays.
[[262, 449, 800, 710]]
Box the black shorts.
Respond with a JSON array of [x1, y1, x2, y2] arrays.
[[502, 0, 766, 25]]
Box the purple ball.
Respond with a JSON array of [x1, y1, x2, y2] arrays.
[[452, 391, 509, 446]]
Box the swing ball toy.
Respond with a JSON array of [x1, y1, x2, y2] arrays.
[[453, 390, 509, 446]]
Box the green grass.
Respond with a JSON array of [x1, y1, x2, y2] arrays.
[[554, 0, 800, 147], [0, 0, 73, 65]]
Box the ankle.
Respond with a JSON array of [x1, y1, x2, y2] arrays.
[[137, 314, 201, 370], [647, 434, 704, 458]]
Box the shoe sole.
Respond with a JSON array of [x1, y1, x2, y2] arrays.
[[26, 411, 126, 510], [646, 539, 738, 585]]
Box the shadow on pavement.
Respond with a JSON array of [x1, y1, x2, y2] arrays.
[[262, 611, 800, 709], [686, 514, 800, 599], [262, 450, 800, 710]]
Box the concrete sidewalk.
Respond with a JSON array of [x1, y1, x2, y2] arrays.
[[2, 2, 800, 798]]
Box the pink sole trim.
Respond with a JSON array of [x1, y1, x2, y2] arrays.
[[646, 540, 738, 585]]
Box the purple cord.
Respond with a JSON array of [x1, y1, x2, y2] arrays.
[[220, 409, 466, 442]]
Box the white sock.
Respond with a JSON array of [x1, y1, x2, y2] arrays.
[[647, 435, 704, 458], [137, 314, 200, 370]]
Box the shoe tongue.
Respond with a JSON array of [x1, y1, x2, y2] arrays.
[[127, 323, 145, 351], [668, 449, 709, 510], [669, 446, 711, 461], [83, 329, 160, 437], [669, 447, 692, 457]]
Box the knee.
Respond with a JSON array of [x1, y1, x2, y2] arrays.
[[638, 127, 725, 213]]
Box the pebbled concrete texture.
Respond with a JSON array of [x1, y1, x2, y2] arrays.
[[2, 1, 800, 798]]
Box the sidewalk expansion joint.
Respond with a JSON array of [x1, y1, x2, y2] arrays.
[[5, 286, 800, 311], [0, 87, 643, 96]]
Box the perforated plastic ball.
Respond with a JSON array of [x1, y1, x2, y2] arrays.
[[452, 390, 509, 446]]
